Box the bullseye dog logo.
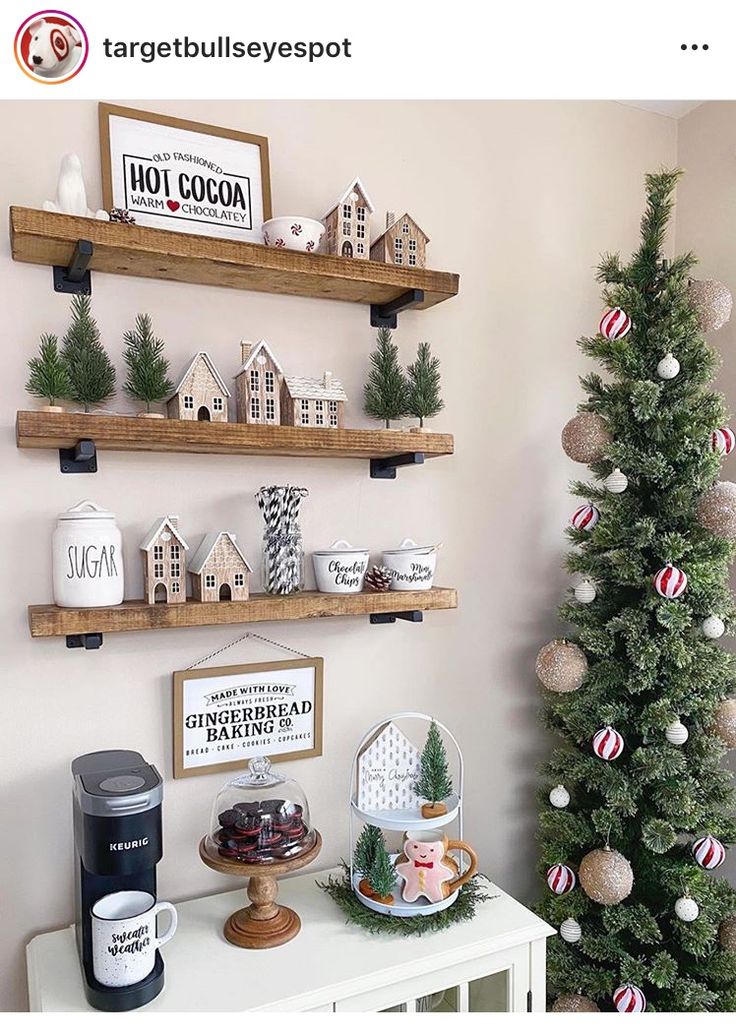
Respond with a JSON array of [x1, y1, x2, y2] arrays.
[[15, 10, 88, 83], [122, 152, 253, 232]]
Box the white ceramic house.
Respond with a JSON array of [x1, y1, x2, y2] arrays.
[[356, 721, 421, 812], [323, 176, 375, 260], [282, 372, 348, 428], [167, 352, 231, 422], [189, 531, 253, 603], [139, 515, 190, 605]]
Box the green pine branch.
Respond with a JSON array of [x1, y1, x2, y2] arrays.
[[25, 333, 71, 406], [61, 295, 116, 412], [122, 313, 174, 411]]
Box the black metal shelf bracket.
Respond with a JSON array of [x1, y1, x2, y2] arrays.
[[370, 451, 424, 480], [370, 288, 424, 329], [59, 438, 97, 474], [369, 610, 424, 625], [53, 239, 93, 295], [66, 633, 104, 650]]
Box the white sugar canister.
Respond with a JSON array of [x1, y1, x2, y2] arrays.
[[52, 500, 124, 607]]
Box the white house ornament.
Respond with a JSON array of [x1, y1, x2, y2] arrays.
[[574, 579, 596, 604], [535, 640, 588, 693], [561, 412, 611, 464], [653, 563, 688, 599], [665, 719, 689, 746], [603, 468, 628, 493], [356, 721, 421, 813], [579, 847, 633, 905], [657, 352, 680, 380], [675, 895, 699, 922], [592, 726, 625, 761], [549, 784, 571, 809], [702, 615, 726, 639], [559, 917, 582, 943], [546, 863, 576, 895], [43, 153, 109, 220], [688, 278, 733, 334], [571, 503, 600, 532], [697, 481, 736, 541], [692, 835, 726, 870], [613, 984, 647, 1013], [711, 698, 736, 748], [599, 307, 632, 340], [711, 427, 736, 457]]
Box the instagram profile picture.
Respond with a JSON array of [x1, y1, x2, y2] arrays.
[[15, 10, 88, 83]]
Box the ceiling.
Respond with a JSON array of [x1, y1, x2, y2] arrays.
[[616, 100, 704, 119]]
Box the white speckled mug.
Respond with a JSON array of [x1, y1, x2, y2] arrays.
[[92, 891, 177, 988]]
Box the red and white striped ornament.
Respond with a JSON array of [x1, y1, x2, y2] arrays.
[[599, 307, 632, 341], [711, 427, 736, 456], [692, 835, 726, 870], [613, 984, 647, 1013], [653, 563, 688, 599], [571, 504, 600, 531], [592, 726, 625, 760], [546, 863, 576, 895]]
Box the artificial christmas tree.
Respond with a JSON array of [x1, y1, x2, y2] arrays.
[[353, 824, 385, 898], [537, 170, 736, 1012], [61, 295, 116, 412], [406, 341, 444, 428], [25, 332, 71, 411], [363, 327, 407, 428], [414, 720, 454, 818], [122, 313, 174, 416]]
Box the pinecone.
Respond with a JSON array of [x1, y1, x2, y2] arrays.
[[108, 208, 136, 224], [364, 565, 393, 592]]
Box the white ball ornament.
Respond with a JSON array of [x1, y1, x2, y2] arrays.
[[693, 835, 726, 870], [654, 563, 688, 599], [603, 468, 628, 493], [574, 579, 596, 604], [547, 863, 577, 895], [559, 917, 582, 943], [675, 896, 700, 922], [665, 720, 689, 746], [599, 307, 632, 340], [702, 615, 725, 639], [711, 427, 736, 457], [613, 984, 647, 1013], [657, 352, 680, 380], [571, 503, 600, 531], [549, 784, 571, 809], [592, 726, 625, 760]]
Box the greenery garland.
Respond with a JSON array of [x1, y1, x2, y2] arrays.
[[317, 865, 493, 937]]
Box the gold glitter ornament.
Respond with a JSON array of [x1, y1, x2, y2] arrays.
[[579, 846, 634, 905], [561, 412, 611, 463], [550, 994, 599, 1012], [697, 481, 736, 541], [711, 698, 736, 748], [719, 916, 736, 951], [535, 640, 588, 693], [688, 279, 733, 333]]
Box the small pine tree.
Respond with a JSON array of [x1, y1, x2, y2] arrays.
[[61, 295, 116, 412], [414, 720, 453, 805], [367, 839, 395, 900], [353, 824, 384, 875], [406, 342, 444, 428], [363, 327, 408, 427], [25, 333, 71, 407], [123, 313, 174, 412]]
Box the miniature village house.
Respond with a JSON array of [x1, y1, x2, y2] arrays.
[[140, 516, 189, 605], [167, 352, 230, 422], [233, 339, 284, 424], [370, 212, 429, 268], [356, 721, 421, 812], [189, 532, 252, 603], [323, 177, 375, 260], [282, 371, 347, 429]]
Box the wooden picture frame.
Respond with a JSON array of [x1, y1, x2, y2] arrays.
[[99, 103, 272, 242], [173, 657, 323, 779]]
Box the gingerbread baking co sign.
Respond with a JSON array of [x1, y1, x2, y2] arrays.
[[173, 658, 323, 778], [99, 104, 272, 242]]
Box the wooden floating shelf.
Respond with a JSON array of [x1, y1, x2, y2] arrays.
[[9, 207, 459, 311], [16, 410, 454, 464], [28, 588, 458, 640]]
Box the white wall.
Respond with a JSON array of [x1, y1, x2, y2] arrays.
[[0, 100, 677, 1010]]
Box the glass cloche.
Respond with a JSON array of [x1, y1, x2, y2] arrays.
[[207, 757, 315, 865]]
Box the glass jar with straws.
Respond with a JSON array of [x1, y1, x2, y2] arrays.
[[255, 486, 309, 595]]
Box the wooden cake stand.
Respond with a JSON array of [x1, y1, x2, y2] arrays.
[[199, 831, 322, 949]]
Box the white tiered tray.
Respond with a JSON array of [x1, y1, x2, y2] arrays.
[[351, 858, 460, 918], [350, 794, 460, 832]]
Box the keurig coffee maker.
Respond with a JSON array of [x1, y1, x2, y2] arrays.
[[72, 750, 164, 1011]]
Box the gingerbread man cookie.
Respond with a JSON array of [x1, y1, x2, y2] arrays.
[[395, 836, 456, 904]]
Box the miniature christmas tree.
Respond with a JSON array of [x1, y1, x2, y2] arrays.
[[25, 333, 71, 410], [61, 295, 116, 412], [363, 327, 408, 428], [366, 838, 395, 904], [406, 342, 444, 428], [538, 170, 736, 1013], [354, 824, 386, 898], [414, 720, 453, 819], [122, 313, 174, 414]]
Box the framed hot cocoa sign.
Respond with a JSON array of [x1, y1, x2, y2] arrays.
[[173, 658, 323, 779], [99, 104, 272, 242]]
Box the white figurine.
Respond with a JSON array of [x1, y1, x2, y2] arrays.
[[43, 154, 109, 221]]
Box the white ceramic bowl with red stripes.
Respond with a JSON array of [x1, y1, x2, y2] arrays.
[[262, 217, 325, 253]]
